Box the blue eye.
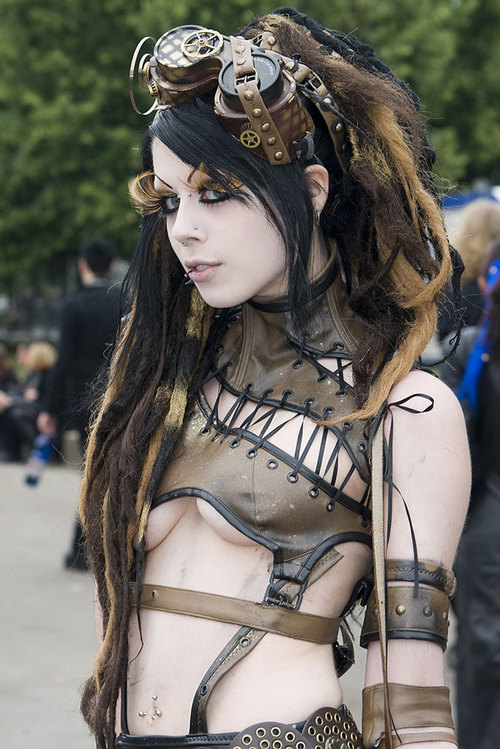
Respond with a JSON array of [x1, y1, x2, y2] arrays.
[[199, 188, 230, 205], [160, 194, 180, 214]]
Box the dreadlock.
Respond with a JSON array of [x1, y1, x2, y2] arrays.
[[242, 8, 460, 415]]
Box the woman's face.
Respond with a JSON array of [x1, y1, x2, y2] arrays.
[[151, 138, 288, 308]]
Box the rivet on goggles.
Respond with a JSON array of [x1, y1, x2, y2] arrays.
[[129, 26, 350, 170]]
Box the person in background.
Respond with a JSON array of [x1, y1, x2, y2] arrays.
[[440, 237, 500, 748], [438, 198, 500, 342], [38, 238, 121, 570], [0, 341, 19, 461], [0, 341, 56, 461]]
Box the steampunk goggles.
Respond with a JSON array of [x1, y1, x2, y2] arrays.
[[129, 25, 350, 170]]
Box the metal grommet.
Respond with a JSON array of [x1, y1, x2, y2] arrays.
[[200, 427, 210, 435], [285, 733, 295, 742], [230, 438, 240, 449], [271, 728, 281, 737], [325, 712, 333, 722], [287, 472, 298, 483], [324, 726, 331, 736], [343, 723, 350, 732], [256, 729, 266, 738], [267, 459, 278, 470], [326, 500, 335, 512], [308, 487, 319, 498], [246, 448, 257, 459], [200, 684, 208, 695], [424, 606, 433, 617], [332, 725, 340, 735], [316, 734, 324, 743], [297, 742, 306, 749], [342, 421, 352, 430], [281, 389, 294, 399], [308, 727, 316, 736], [272, 741, 282, 749], [317, 374, 328, 383], [334, 714, 341, 723], [292, 359, 303, 369], [315, 717, 324, 726], [261, 741, 270, 749], [340, 731, 348, 741], [396, 605, 406, 615], [357, 441, 367, 452], [242, 735, 253, 744], [239, 636, 251, 647], [336, 390, 346, 398]]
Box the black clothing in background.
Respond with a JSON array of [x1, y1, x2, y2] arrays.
[[45, 280, 121, 436], [440, 328, 500, 749]]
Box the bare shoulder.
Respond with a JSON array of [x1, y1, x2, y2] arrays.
[[384, 369, 471, 565]]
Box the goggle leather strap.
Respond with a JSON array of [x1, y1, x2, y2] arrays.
[[230, 36, 293, 165], [257, 33, 350, 174]]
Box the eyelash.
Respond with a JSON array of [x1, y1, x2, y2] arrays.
[[160, 188, 230, 216]]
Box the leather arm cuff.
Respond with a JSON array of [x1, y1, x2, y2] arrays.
[[360, 583, 451, 650], [362, 683, 456, 748], [360, 559, 455, 651]]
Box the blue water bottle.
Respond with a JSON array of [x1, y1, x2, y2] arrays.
[[25, 434, 53, 486]]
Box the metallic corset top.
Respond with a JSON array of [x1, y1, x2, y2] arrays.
[[154, 264, 374, 596]]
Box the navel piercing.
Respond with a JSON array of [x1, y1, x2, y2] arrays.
[[138, 695, 162, 720]]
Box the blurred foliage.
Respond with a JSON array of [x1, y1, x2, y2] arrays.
[[0, 0, 499, 285]]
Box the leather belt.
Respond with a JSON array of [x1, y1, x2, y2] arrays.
[[130, 582, 340, 644]]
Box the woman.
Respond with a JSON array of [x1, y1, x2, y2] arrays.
[[440, 238, 500, 748], [0, 340, 56, 459], [80, 9, 469, 749]]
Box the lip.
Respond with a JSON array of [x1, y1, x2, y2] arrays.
[[186, 261, 221, 283]]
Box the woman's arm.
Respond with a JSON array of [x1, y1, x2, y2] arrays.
[[364, 369, 470, 748]]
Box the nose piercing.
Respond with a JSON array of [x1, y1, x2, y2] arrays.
[[181, 238, 190, 247]]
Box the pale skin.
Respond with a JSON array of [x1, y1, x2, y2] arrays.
[[112, 141, 470, 747]]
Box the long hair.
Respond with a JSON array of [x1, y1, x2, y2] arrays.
[[80, 9, 457, 746]]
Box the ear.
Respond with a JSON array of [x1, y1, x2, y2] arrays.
[[304, 164, 329, 213]]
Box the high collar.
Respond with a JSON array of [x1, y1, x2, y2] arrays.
[[214, 253, 366, 412]]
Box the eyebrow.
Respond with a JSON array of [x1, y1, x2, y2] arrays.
[[153, 173, 174, 190]]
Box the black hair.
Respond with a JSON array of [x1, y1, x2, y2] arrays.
[[79, 238, 116, 276]]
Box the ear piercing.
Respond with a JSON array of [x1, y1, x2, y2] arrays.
[[138, 695, 162, 720]]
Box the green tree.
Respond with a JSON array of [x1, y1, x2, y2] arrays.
[[1, 0, 499, 287], [0, 0, 141, 284]]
